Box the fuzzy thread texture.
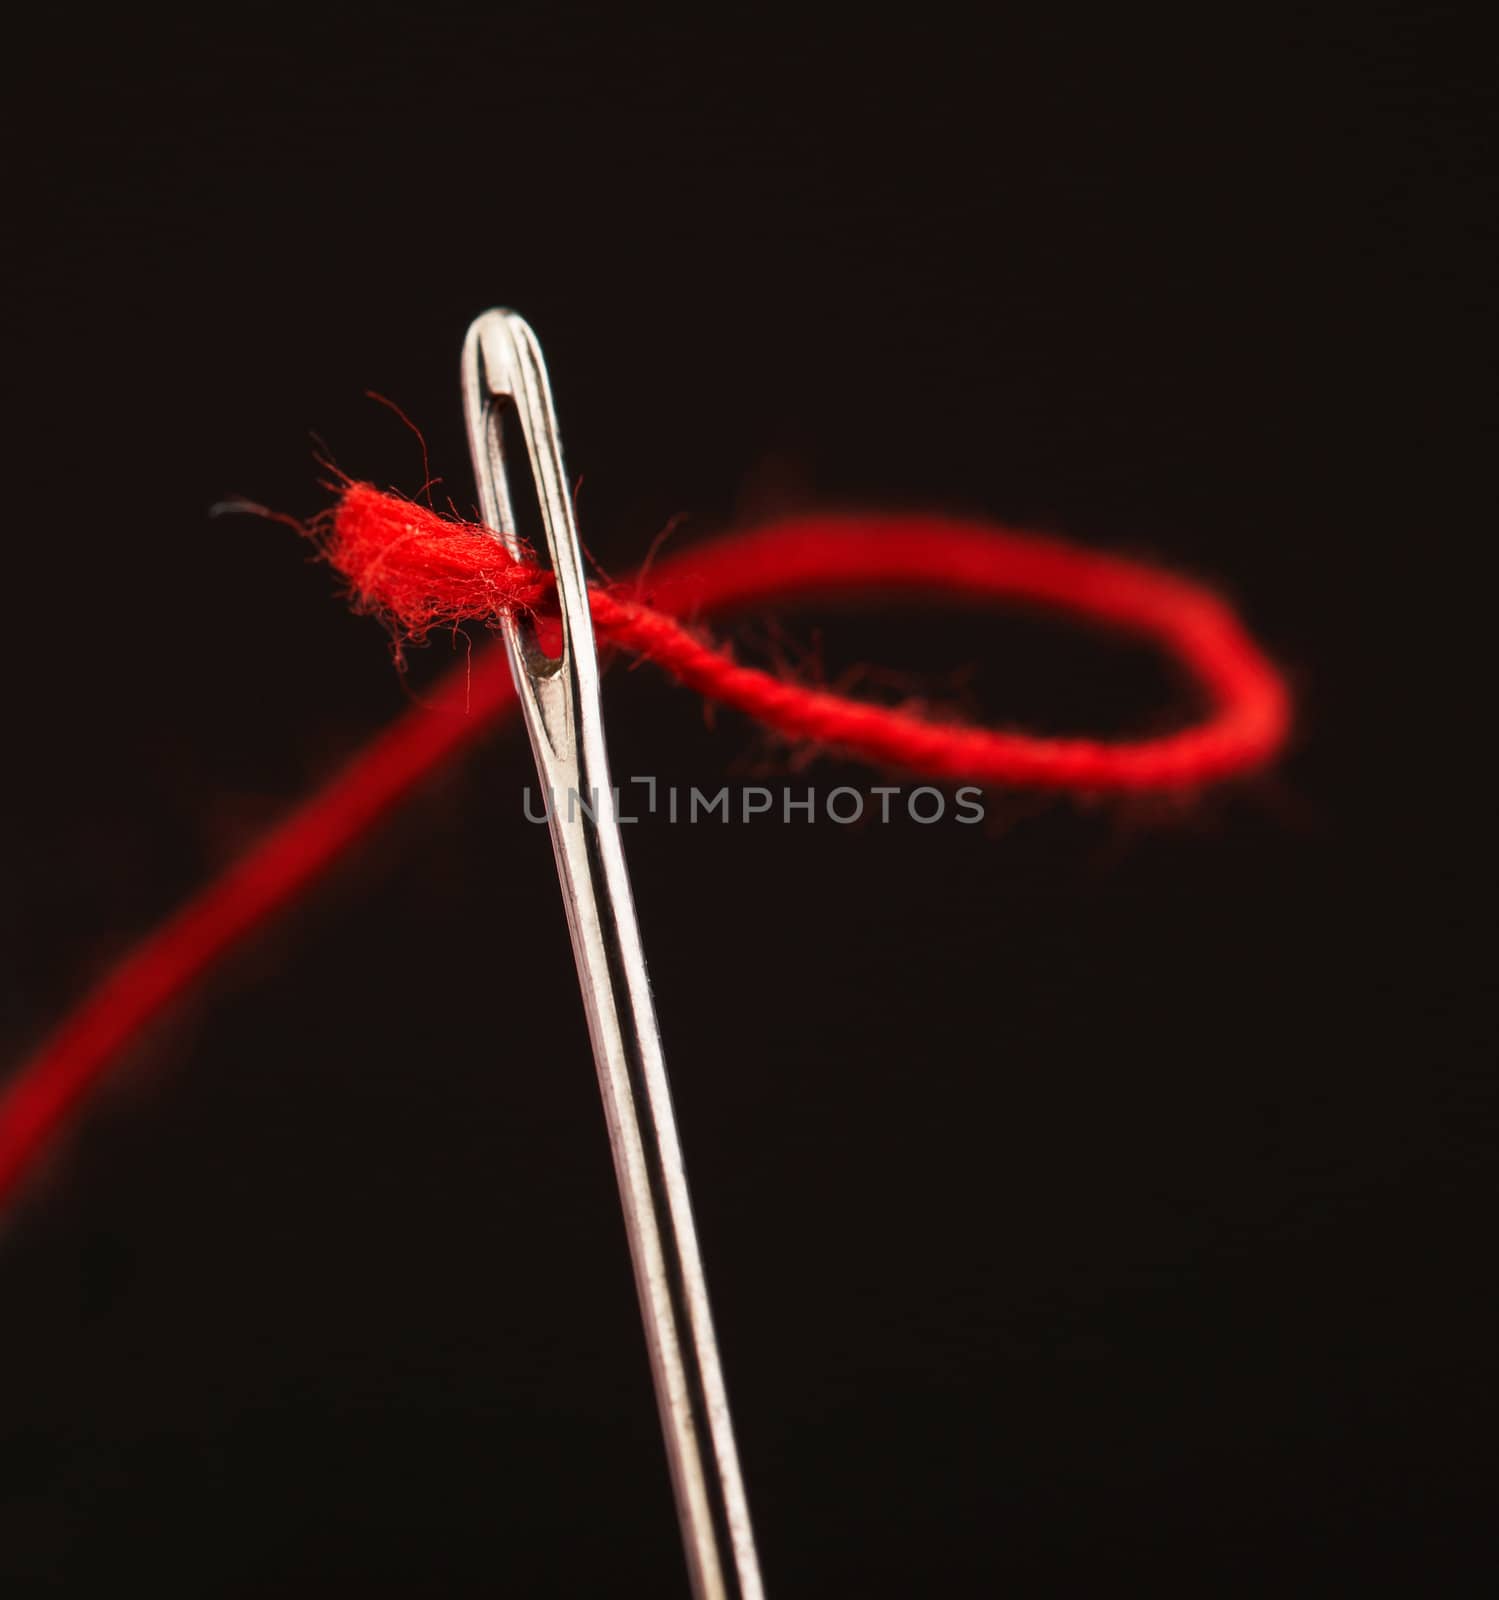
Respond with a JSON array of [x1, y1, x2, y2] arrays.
[[0, 487, 1291, 1207], [318, 485, 552, 646], [324, 484, 1291, 789]]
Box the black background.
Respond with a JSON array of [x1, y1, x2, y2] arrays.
[[2, 8, 1490, 1595]]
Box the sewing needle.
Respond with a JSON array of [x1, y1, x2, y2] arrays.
[[461, 310, 765, 1600]]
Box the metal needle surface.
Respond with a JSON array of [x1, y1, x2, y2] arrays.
[[461, 310, 764, 1600]]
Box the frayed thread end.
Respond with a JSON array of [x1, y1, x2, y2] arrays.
[[311, 483, 553, 651]]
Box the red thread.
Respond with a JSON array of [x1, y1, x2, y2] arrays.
[[328, 484, 1289, 788], [319, 483, 552, 650], [0, 488, 1290, 1206]]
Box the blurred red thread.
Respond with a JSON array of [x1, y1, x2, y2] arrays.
[[0, 486, 1291, 1207], [321, 484, 1290, 787]]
